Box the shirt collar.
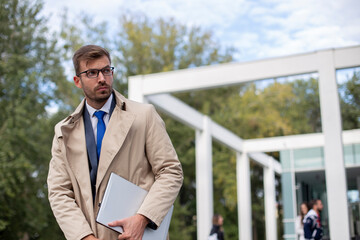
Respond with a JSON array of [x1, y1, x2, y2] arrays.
[[85, 93, 113, 117]]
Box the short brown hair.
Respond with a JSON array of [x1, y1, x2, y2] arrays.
[[212, 214, 222, 225], [309, 199, 320, 209], [72, 45, 111, 75]]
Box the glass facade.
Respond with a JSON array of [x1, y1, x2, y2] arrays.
[[346, 165, 360, 238], [281, 143, 360, 240]]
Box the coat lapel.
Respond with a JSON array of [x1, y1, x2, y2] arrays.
[[95, 99, 135, 191], [61, 101, 94, 211]]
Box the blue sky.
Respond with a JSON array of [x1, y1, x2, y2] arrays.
[[43, 0, 360, 62]]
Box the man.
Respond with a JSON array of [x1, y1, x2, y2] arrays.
[[303, 199, 323, 240], [209, 214, 224, 240], [47, 45, 183, 240]]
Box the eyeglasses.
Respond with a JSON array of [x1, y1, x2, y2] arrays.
[[77, 66, 114, 78]]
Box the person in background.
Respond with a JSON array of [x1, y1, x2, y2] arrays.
[[304, 199, 323, 240], [209, 214, 224, 240], [296, 202, 309, 240]]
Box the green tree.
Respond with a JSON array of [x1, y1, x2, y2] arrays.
[[0, 0, 67, 238], [114, 13, 234, 96], [287, 78, 322, 133]]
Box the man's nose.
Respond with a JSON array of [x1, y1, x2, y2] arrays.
[[98, 71, 105, 82]]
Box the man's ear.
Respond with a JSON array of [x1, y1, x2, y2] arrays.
[[73, 76, 82, 89]]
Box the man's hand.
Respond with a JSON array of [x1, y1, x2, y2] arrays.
[[108, 214, 150, 240], [82, 234, 100, 240]]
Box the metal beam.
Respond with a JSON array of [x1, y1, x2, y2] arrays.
[[333, 45, 360, 69], [264, 160, 277, 240], [210, 120, 243, 152], [146, 94, 204, 130], [128, 75, 145, 103], [318, 49, 350, 240], [147, 94, 244, 152], [249, 152, 282, 174], [237, 152, 252, 240], [129, 46, 360, 95], [243, 129, 360, 153], [195, 116, 213, 240]]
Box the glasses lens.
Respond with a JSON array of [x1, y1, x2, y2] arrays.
[[101, 67, 113, 76], [86, 69, 99, 78]]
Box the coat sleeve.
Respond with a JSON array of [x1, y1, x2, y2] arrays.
[[137, 105, 183, 226], [303, 216, 313, 239], [47, 133, 93, 240]]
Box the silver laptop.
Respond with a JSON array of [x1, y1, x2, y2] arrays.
[[96, 172, 173, 240]]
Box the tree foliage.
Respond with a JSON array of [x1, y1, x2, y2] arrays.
[[0, 0, 66, 239], [112, 13, 234, 96]]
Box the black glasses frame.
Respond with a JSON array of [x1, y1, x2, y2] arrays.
[[77, 67, 114, 78]]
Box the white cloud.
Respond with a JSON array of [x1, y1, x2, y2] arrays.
[[232, 0, 360, 61], [122, 0, 248, 29], [42, 0, 360, 62]]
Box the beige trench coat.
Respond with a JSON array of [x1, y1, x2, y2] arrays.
[[47, 90, 183, 240]]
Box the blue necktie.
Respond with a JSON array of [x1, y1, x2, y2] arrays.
[[94, 111, 106, 160]]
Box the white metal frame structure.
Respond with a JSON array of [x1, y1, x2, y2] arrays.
[[129, 45, 360, 240]]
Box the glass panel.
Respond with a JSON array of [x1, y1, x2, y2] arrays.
[[280, 150, 291, 171], [355, 144, 360, 165], [283, 221, 295, 236], [344, 144, 355, 166], [293, 147, 324, 169], [281, 172, 295, 219]]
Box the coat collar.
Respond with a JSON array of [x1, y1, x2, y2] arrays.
[[61, 90, 127, 127]]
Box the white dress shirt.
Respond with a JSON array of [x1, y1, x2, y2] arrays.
[[85, 94, 113, 144]]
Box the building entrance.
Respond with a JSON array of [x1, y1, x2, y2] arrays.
[[295, 171, 329, 239], [347, 167, 360, 240]]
